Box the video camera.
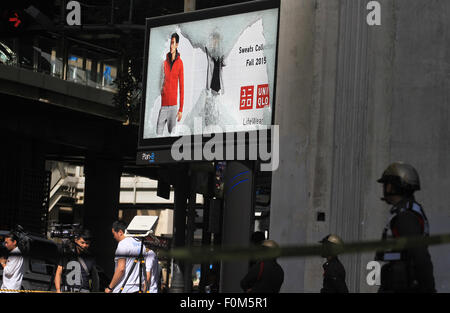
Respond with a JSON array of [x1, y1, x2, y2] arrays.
[[4, 225, 33, 256], [49, 223, 81, 239]]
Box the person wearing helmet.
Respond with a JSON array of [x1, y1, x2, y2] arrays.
[[240, 239, 284, 293], [376, 162, 435, 293], [319, 234, 349, 293]]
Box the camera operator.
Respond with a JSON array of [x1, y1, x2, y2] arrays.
[[54, 229, 98, 293], [0, 232, 25, 292]]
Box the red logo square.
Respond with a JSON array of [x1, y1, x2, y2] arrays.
[[240, 86, 254, 110], [256, 84, 270, 109]]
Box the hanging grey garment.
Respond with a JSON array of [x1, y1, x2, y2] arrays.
[[206, 47, 225, 93], [204, 94, 219, 127]]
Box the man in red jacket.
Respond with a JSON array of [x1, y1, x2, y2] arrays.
[[157, 32, 184, 135]]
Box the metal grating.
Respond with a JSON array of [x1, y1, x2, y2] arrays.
[[17, 169, 51, 236]]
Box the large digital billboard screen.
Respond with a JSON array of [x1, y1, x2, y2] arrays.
[[139, 0, 280, 151]]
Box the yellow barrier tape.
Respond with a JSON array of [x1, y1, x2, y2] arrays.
[[157, 233, 450, 263], [0, 289, 111, 294], [5, 233, 450, 265], [0, 289, 55, 293]]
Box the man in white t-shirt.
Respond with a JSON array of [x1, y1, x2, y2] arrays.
[[144, 246, 160, 293], [0, 232, 24, 293], [105, 221, 145, 293]]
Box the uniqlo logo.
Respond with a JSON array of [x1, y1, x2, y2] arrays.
[[240, 86, 254, 110], [256, 84, 269, 109]]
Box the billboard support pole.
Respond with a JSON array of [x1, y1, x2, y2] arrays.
[[83, 154, 122, 278], [171, 165, 189, 292], [184, 171, 197, 292], [220, 161, 255, 292]]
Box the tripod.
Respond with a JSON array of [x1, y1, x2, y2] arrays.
[[118, 237, 146, 293]]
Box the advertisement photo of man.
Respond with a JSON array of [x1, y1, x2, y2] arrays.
[[156, 32, 184, 136]]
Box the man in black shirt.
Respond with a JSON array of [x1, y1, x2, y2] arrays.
[[320, 234, 349, 293], [240, 240, 284, 293], [375, 162, 435, 293], [54, 229, 98, 293]]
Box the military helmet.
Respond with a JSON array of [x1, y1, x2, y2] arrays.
[[319, 234, 344, 246], [377, 162, 420, 192], [261, 239, 279, 249]]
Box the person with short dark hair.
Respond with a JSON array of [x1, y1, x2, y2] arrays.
[[156, 32, 184, 135], [54, 228, 98, 293], [0, 232, 24, 292], [106, 220, 143, 293]]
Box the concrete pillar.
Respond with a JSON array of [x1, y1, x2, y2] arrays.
[[220, 161, 254, 293], [269, 0, 316, 293], [271, 0, 384, 293], [325, 0, 372, 293], [383, 0, 450, 293], [271, 0, 450, 293], [83, 155, 122, 278]]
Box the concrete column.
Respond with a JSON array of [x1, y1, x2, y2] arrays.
[[83, 155, 122, 278], [326, 0, 372, 293], [220, 161, 254, 293], [269, 0, 316, 293], [271, 0, 450, 293], [385, 0, 450, 293], [271, 0, 383, 293]]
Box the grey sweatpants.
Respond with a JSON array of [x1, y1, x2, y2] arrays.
[[156, 106, 177, 135]]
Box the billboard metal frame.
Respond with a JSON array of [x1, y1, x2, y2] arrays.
[[137, 0, 281, 164]]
